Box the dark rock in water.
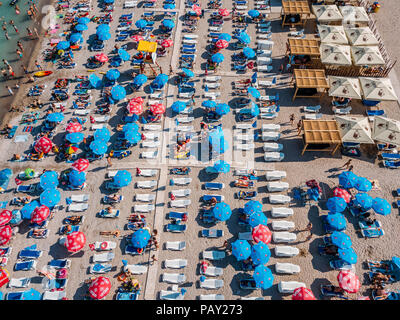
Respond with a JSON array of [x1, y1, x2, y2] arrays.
[[9, 0, 18, 6]]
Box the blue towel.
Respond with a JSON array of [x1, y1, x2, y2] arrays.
[[0, 201, 7, 209], [24, 244, 37, 250], [252, 121, 257, 128], [66, 198, 73, 205]]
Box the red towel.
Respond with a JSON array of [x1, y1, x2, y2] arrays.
[[14, 178, 22, 185]]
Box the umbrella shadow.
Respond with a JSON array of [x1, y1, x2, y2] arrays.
[[310, 277, 332, 300], [198, 167, 218, 182]]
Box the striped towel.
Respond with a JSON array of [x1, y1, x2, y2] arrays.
[[23, 126, 33, 133]]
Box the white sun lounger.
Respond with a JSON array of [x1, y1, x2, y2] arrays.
[[267, 182, 289, 192], [136, 180, 157, 189], [260, 112, 278, 119], [204, 83, 220, 89], [123, 264, 147, 274], [257, 65, 273, 73], [234, 5, 248, 10], [143, 124, 162, 131], [183, 34, 199, 39], [70, 194, 89, 203], [170, 199, 191, 208], [135, 193, 156, 202], [162, 273, 186, 284], [265, 170, 286, 181], [137, 169, 157, 177], [171, 178, 192, 185], [275, 263, 301, 274], [303, 105, 321, 113], [203, 92, 221, 99], [177, 117, 194, 123], [262, 132, 281, 141], [160, 290, 185, 300], [278, 281, 306, 294], [166, 241, 186, 251], [304, 113, 322, 120], [134, 204, 155, 212], [257, 50, 272, 57], [263, 143, 283, 152], [164, 259, 188, 269], [274, 246, 299, 257], [238, 232, 252, 241], [179, 106, 194, 115], [240, 297, 264, 300], [271, 221, 295, 231], [200, 278, 224, 289], [200, 294, 224, 300], [178, 92, 193, 99], [257, 40, 274, 50], [93, 241, 117, 251], [271, 207, 294, 218], [235, 123, 253, 130], [67, 203, 89, 212], [257, 57, 272, 65], [93, 252, 115, 263], [141, 151, 158, 159], [333, 106, 352, 115], [142, 132, 160, 141], [202, 250, 225, 260], [202, 266, 223, 277], [182, 39, 197, 44], [262, 124, 280, 132], [42, 290, 67, 300], [107, 170, 118, 178], [8, 277, 31, 288], [171, 189, 191, 197], [264, 152, 284, 162], [235, 169, 257, 176], [141, 141, 160, 148], [175, 125, 194, 132], [234, 143, 255, 151], [73, 109, 90, 115], [205, 76, 221, 82], [91, 124, 106, 130], [257, 78, 276, 88], [124, 1, 137, 8], [234, 134, 254, 141], [208, 26, 222, 32], [93, 115, 110, 123], [273, 232, 297, 243], [269, 195, 291, 204]]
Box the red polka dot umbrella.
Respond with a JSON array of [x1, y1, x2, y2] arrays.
[[31, 205, 50, 224], [127, 101, 143, 115], [0, 225, 12, 246], [333, 188, 351, 203], [218, 8, 230, 16], [131, 96, 144, 105], [150, 103, 166, 115], [131, 35, 143, 42], [252, 224, 272, 244], [94, 53, 109, 63], [72, 158, 90, 172], [66, 122, 82, 133], [65, 231, 86, 252], [0, 210, 12, 226], [215, 39, 229, 49], [337, 270, 360, 293], [292, 287, 316, 300], [161, 39, 173, 48], [192, 4, 201, 15], [34, 136, 53, 154], [89, 276, 111, 300]]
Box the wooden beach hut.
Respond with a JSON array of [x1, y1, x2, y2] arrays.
[[291, 69, 329, 101]]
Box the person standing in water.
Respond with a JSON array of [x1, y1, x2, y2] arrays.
[[17, 41, 24, 52]]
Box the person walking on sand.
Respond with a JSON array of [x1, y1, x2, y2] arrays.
[[34, 60, 42, 71], [10, 20, 18, 34], [340, 159, 352, 170], [8, 66, 15, 77], [6, 86, 13, 96], [1, 68, 7, 79], [297, 119, 302, 135], [16, 49, 23, 59], [33, 27, 39, 39], [150, 254, 157, 264], [107, 156, 112, 167], [26, 27, 33, 38], [348, 164, 354, 172], [21, 64, 28, 74], [17, 41, 24, 52], [289, 113, 295, 126]]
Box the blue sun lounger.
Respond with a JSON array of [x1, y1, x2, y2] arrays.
[[125, 245, 144, 255], [201, 229, 223, 238], [372, 290, 400, 300], [383, 160, 400, 169], [14, 260, 36, 271], [203, 195, 224, 202], [202, 212, 216, 224], [368, 271, 396, 285], [59, 225, 80, 234], [116, 292, 140, 300], [43, 278, 68, 290], [320, 285, 349, 300], [168, 212, 188, 220], [166, 223, 187, 232], [15, 184, 36, 194], [48, 259, 71, 269], [381, 153, 400, 160], [90, 263, 112, 274], [5, 292, 24, 300], [8, 126, 18, 139], [204, 182, 224, 190], [361, 227, 384, 238], [18, 249, 43, 260], [329, 259, 354, 270]]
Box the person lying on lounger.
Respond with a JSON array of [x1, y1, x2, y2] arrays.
[[66, 216, 83, 225], [369, 261, 391, 271], [372, 273, 392, 284], [322, 285, 345, 294], [32, 229, 46, 237]]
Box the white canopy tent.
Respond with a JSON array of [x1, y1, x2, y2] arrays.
[[312, 5, 343, 23], [372, 116, 400, 146], [320, 44, 352, 66], [335, 115, 374, 144], [318, 25, 348, 45], [359, 77, 398, 101], [345, 27, 379, 46], [328, 76, 362, 99], [351, 46, 385, 66], [340, 6, 369, 25]]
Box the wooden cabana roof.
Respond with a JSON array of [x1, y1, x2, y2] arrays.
[[294, 69, 329, 88], [282, 0, 311, 15], [288, 38, 320, 56]]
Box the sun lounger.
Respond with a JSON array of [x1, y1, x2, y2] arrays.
[[238, 231, 253, 241], [333, 106, 352, 115], [200, 294, 224, 300], [203, 195, 224, 202], [234, 143, 255, 151], [170, 178, 192, 186], [262, 124, 280, 132], [166, 223, 187, 233], [304, 113, 322, 120], [201, 266, 223, 277], [257, 65, 273, 73], [171, 189, 191, 197], [93, 252, 115, 263], [269, 194, 291, 204], [168, 212, 188, 221], [134, 204, 155, 212], [383, 161, 400, 169], [137, 169, 157, 177], [205, 76, 221, 82], [97, 209, 119, 218], [143, 124, 161, 131], [260, 112, 278, 119], [164, 259, 188, 269], [67, 203, 89, 212], [48, 259, 71, 269], [8, 277, 31, 288], [141, 140, 160, 148], [265, 170, 286, 181], [69, 194, 89, 203], [264, 152, 284, 162], [136, 180, 157, 189], [0, 247, 12, 257], [329, 259, 355, 271], [170, 199, 191, 208], [270, 207, 294, 218], [234, 5, 248, 10], [15, 184, 36, 194], [18, 249, 42, 260], [162, 273, 186, 284], [267, 182, 289, 192], [135, 193, 156, 202], [166, 241, 186, 251], [204, 182, 224, 190], [93, 115, 110, 123], [89, 263, 112, 274], [204, 83, 220, 89], [361, 227, 384, 238], [93, 241, 116, 251], [124, 1, 137, 7], [43, 278, 68, 291], [278, 281, 306, 294], [14, 260, 36, 271], [175, 125, 194, 132], [202, 250, 225, 261], [160, 290, 185, 300], [201, 229, 223, 238], [204, 92, 221, 99], [381, 153, 400, 160], [271, 221, 295, 231], [304, 105, 321, 113], [359, 220, 382, 229], [123, 264, 147, 274], [141, 150, 158, 159], [274, 246, 299, 257], [42, 291, 66, 300], [273, 232, 297, 243], [262, 132, 281, 141], [275, 262, 301, 274], [200, 278, 224, 289]]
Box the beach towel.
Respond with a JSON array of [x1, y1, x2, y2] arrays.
[[0, 201, 7, 209], [14, 135, 29, 143], [23, 126, 33, 133], [14, 178, 22, 185]]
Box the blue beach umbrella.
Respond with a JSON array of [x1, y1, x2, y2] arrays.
[[66, 132, 84, 144], [338, 247, 358, 264], [237, 31, 251, 44], [354, 177, 372, 192], [338, 171, 358, 189], [152, 73, 168, 88], [113, 170, 132, 188], [104, 0, 114, 3], [10, 210, 22, 225], [46, 112, 64, 123], [210, 138, 228, 154], [111, 85, 126, 101], [94, 127, 111, 143], [131, 228, 150, 248], [372, 198, 391, 216], [208, 127, 224, 143], [181, 68, 194, 78], [250, 102, 260, 116], [330, 231, 352, 249], [326, 213, 347, 231], [97, 24, 110, 33], [211, 53, 224, 64], [391, 257, 400, 271], [69, 33, 83, 43], [40, 189, 61, 208], [97, 32, 111, 41], [253, 265, 274, 289], [57, 41, 70, 50], [75, 24, 88, 32], [133, 74, 147, 87], [244, 200, 262, 215], [21, 289, 41, 300], [212, 160, 230, 173], [215, 103, 230, 116], [251, 242, 271, 265], [171, 101, 187, 113], [326, 197, 347, 213], [40, 171, 59, 190], [89, 141, 107, 155], [162, 19, 175, 29], [164, 3, 175, 9], [231, 239, 251, 261], [243, 47, 256, 59], [247, 86, 260, 99], [68, 169, 86, 187], [248, 211, 268, 228], [122, 123, 139, 133], [21, 200, 39, 220], [135, 19, 148, 29], [118, 48, 130, 61], [248, 9, 260, 18], [354, 193, 373, 210], [89, 73, 102, 89], [124, 130, 141, 144], [77, 17, 90, 24], [202, 100, 216, 108], [218, 33, 232, 42], [212, 202, 232, 221]]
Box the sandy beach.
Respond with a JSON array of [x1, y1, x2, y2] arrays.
[[0, 0, 399, 301]]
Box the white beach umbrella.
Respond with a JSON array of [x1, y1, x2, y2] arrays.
[[359, 77, 398, 101], [345, 27, 379, 46], [372, 116, 400, 146], [312, 5, 343, 23], [320, 44, 352, 66], [339, 6, 369, 24], [351, 46, 385, 66], [328, 76, 362, 99], [335, 115, 374, 144], [318, 25, 348, 45]]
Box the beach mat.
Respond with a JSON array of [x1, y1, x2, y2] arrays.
[[22, 126, 33, 133], [14, 135, 29, 142]]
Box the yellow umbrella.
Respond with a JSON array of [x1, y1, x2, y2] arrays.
[[344, 27, 379, 46], [359, 77, 398, 101], [340, 6, 369, 24], [351, 46, 385, 66], [312, 5, 343, 23], [320, 44, 352, 66], [318, 25, 348, 45], [372, 116, 400, 146], [328, 76, 362, 99], [335, 115, 374, 144]]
